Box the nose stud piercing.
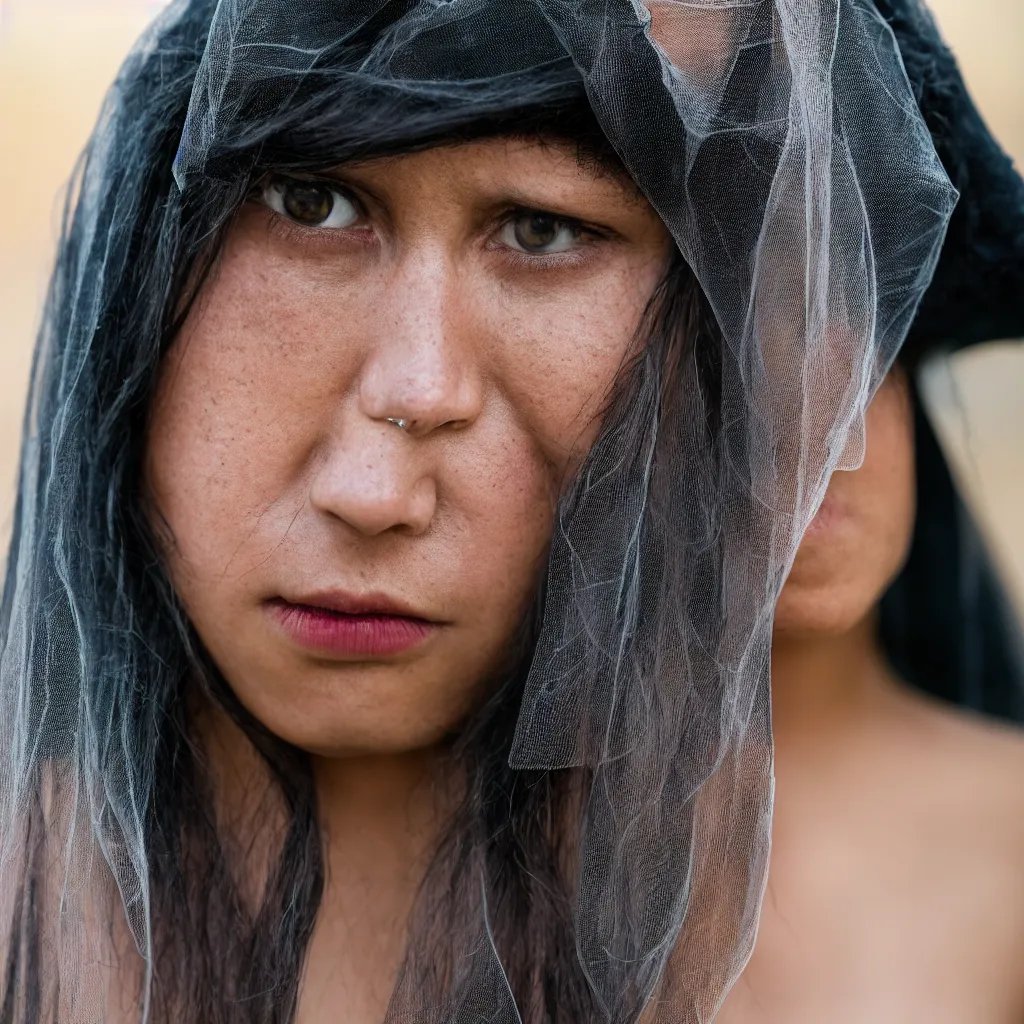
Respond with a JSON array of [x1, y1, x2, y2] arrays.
[[386, 417, 409, 431]]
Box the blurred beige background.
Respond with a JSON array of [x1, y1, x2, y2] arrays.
[[0, 0, 1022, 607]]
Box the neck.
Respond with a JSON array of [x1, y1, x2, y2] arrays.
[[313, 746, 448, 881], [311, 746, 454, 941], [770, 612, 898, 750], [196, 703, 450, 901], [297, 747, 454, 1019]]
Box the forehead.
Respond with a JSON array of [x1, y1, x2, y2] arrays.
[[334, 136, 646, 209]]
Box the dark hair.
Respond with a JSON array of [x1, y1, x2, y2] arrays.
[[0, 4, 714, 1021], [6, 3, 1020, 1021]]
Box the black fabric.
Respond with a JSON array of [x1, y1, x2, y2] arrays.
[[876, 0, 1024, 358], [879, 385, 1024, 719]]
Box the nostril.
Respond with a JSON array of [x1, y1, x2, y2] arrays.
[[380, 414, 472, 437]]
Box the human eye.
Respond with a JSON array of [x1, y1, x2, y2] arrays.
[[497, 209, 588, 255], [260, 175, 361, 230]]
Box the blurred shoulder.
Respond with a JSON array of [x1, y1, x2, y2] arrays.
[[896, 680, 1024, 828]]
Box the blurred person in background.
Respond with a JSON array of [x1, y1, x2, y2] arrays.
[[720, 5, 1024, 1019], [0, 1, 1021, 1023]]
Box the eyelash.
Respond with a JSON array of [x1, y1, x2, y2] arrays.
[[494, 232, 599, 270], [494, 213, 605, 267], [250, 174, 608, 268]]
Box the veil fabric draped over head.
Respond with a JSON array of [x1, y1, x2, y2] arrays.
[[0, 0, 955, 1021]]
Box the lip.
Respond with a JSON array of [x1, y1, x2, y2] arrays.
[[267, 591, 440, 658], [805, 493, 844, 535]]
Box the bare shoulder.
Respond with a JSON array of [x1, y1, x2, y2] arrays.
[[893, 679, 1024, 832], [900, 682, 1024, 764]]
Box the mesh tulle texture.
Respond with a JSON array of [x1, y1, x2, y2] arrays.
[[1, 0, 955, 1021]]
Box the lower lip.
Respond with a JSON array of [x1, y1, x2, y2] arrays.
[[806, 494, 844, 535], [269, 602, 436, 657]]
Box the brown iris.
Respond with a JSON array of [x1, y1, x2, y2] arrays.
[[280, 180, 336, 226], [512, 211, 565, 252]]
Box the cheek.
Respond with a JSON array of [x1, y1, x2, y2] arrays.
[[775, 377, 916, 636], [433, 406, 558, 621], [146, 256, 345, 573], [480, 255, 665, 460]]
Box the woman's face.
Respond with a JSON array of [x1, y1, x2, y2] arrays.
[[775, 367, 916, 636], [147, 136, 672, 757]]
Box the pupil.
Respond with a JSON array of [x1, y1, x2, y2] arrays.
[[283, 182, 333, 225], [516, 212, 559, 250]]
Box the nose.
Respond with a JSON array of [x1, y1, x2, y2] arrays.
[[308, 249, 483, 537], [310, 432, 438, 536], [357, 250, 484, 436]]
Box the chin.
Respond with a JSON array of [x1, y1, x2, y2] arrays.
[[773, 582, 872, 637], [257, 707, 458, 759], [226, 665, 470, 758], [294, 730, 452, 760]]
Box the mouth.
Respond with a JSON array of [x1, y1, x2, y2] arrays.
[[266, 591, 441, 658], [805, 493, 844, 536]]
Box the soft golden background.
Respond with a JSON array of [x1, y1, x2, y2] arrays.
[[1, 0, 1022, 606]]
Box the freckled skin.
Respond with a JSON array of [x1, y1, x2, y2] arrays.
[[145, 138, 672, 757]]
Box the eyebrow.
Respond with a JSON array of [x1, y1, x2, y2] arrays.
[[316, 132, 643, 194], [505, 131, 638, 187]]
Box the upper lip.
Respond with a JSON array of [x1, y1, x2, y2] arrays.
[[272, 589, 438, 622]]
